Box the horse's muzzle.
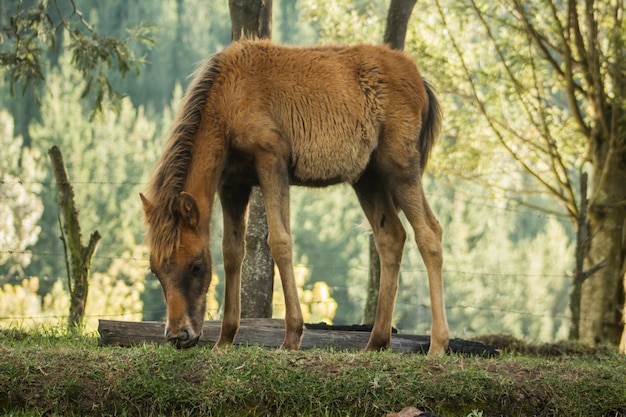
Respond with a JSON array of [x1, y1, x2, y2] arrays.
[[166, 328, 200, 349]]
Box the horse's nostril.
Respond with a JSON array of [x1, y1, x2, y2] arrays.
[[179, 328, 190, 342], [166, 328, 194, 348]]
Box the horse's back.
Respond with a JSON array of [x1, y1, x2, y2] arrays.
[[214, 40, 428, 185]]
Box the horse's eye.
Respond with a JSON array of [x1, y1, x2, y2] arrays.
[[190, 262, 203, 275]]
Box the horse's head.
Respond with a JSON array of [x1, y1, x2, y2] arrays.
[[140, 191, 211, 349]]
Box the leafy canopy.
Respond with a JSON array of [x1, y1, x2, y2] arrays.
[[0, 0, 154, 117]]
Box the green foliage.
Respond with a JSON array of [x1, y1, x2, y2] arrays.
[[69, 23, 154, 119], [0, 278, 45, 324], [25, 51, 160, 284], [405, 0, 590, 217], [302, 0, 386, 44], [0, 0, 154, 117], [276, 0, 318, 44], [0, 0, 53, 95], [0, 268, 144, 333], [78, 0, 231, 112], [273, 264, 338, 324], [0, 110, 44, 274], [418, 179, 574, 341], [289, 186, 368, 324]]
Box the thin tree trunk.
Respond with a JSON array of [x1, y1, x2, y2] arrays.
[[229, 0, 272, 40], [569, 172, 588, 340], [619, 217, 626, 355], [363, 234, 380, 324], [569, 172, 606, 340], [48, 146, 101, 332], [382, 0, 417, 50], [363, 0, 416, 324], [228, 0, 274, 318], [240, 188, 274, 318]]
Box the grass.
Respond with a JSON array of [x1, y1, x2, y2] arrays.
[[0, 328, 625, 416]]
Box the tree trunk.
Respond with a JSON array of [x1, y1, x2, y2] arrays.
[[569, 172, 606, 340], [569, 173, 588, 341], [621, 222, 626, 352], [382, 0, 417, 50], [229, 0, 272, 40], [362, 0, 416, 324], [363, 234, 380, 324], [228, 0, 274, 319], [240, 188, 274, 318], [48, 146, 101, 332], [582, 132, 626, 347]]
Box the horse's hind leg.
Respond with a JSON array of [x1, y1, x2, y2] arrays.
[[393, 180, 449, 355], [353, 173, 407, 351], [216, 184, 252, 348]]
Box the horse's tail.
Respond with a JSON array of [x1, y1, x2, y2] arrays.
[[419, 80, 442, 171]]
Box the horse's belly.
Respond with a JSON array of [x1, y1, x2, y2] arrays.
[[276, 87, 381, 186], [291, 157, 365, 186], [290, 130, 376, 186]]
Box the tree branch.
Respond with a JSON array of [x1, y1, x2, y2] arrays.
[[436, 0, 578, 220], [511, 0, 590, 136], [570, 0, 594, 91], [526, 36, 578, 215], [584, 0, 609, 139], [580, 258, 607, 281]]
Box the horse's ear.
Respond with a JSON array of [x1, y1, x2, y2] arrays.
[[179, 192, 199, 229], [140, 193, 153, 218]]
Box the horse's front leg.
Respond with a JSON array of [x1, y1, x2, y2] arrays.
[[215, 184, 251, 348], [255, 150, 304, 350]]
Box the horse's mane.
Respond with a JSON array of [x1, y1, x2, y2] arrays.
[[144, 52, 223, 265]]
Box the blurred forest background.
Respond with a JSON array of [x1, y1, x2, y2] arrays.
[[1, 0, 621, 345]]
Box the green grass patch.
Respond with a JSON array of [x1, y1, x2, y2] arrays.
[[0, 329, 624, 416]]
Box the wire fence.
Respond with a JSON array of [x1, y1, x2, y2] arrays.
[[1, 176, 624, 335], [0, 299, 619, 328], [0, 263, 621, 327], [0, 176, 584, 222]]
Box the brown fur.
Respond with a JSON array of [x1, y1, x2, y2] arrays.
[[141, 39, 449, 353]]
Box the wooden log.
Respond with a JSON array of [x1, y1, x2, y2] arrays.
[[98, 319, 498, 356], [98, 319, 377, 350]]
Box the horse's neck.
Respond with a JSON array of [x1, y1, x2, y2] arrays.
[[183, 182, 213, 226], [183, 143, 222, 225]]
